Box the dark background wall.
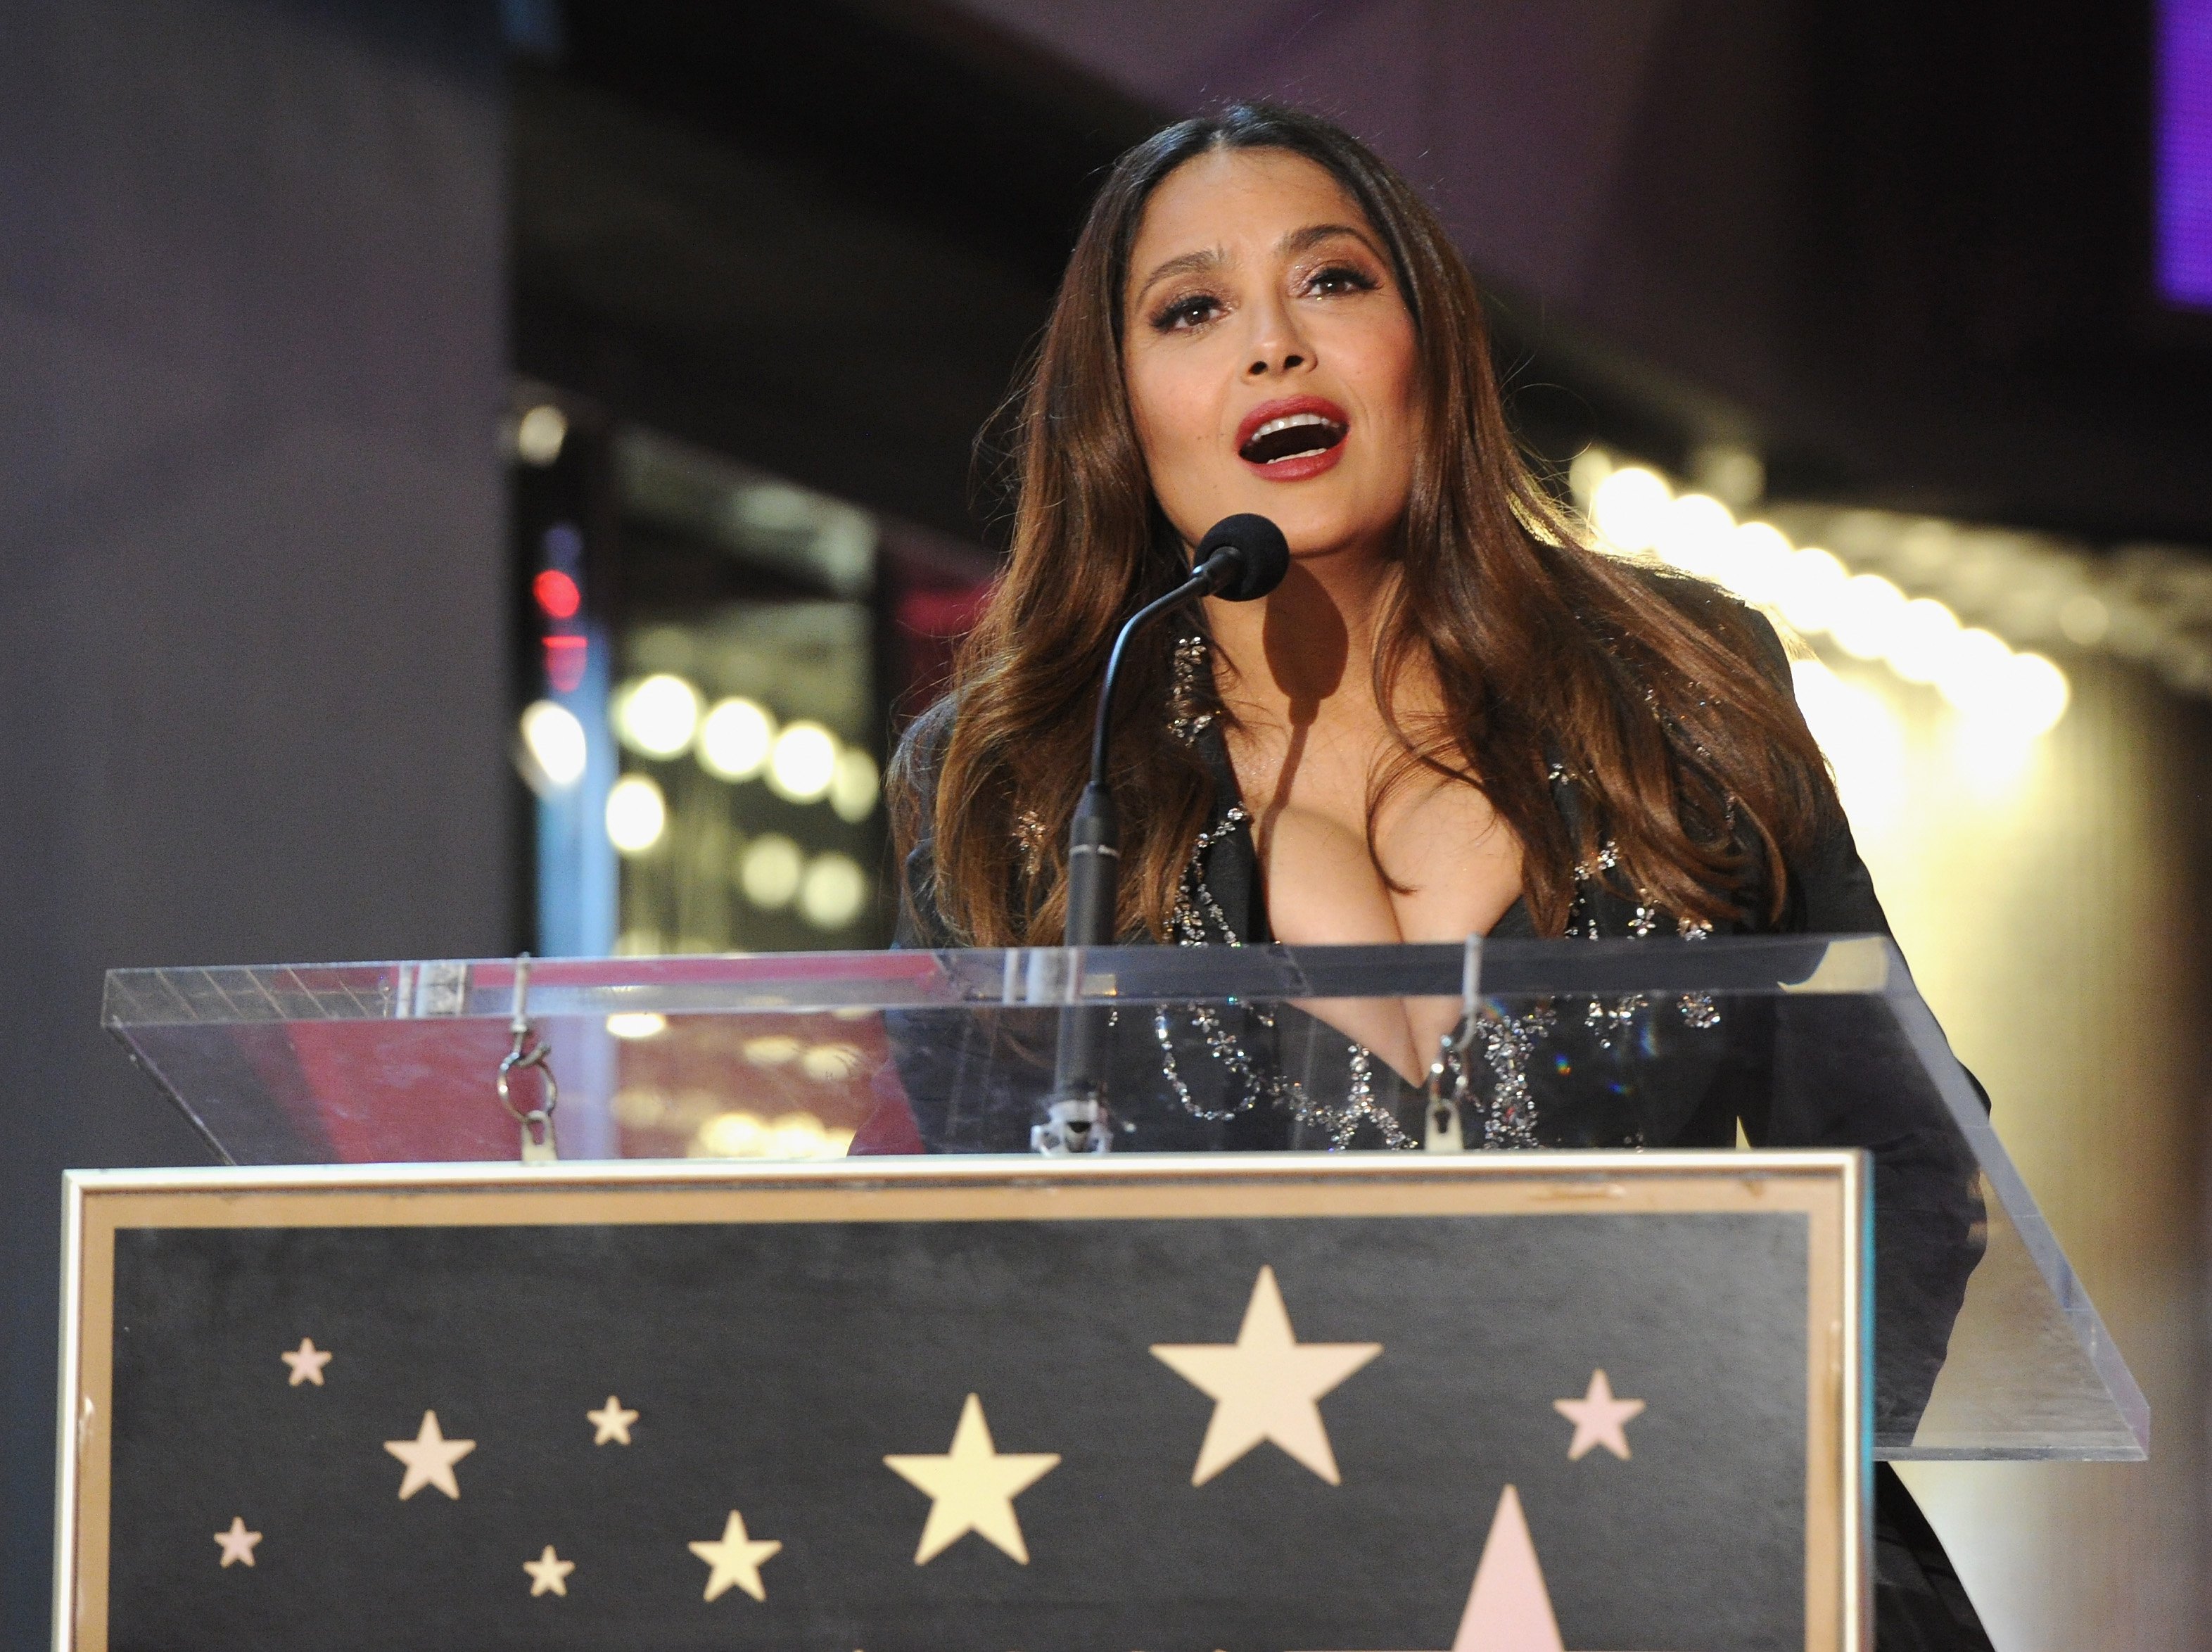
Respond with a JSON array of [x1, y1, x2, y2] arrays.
[[0, 2, 511, 1641], [957, 0, 2212, 542]]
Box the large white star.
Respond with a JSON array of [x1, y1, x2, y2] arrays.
[[213, 1517, 262, 1568], [1150, 1266, 1381, 1485], [883, 1392, 1060, 1565], [688, 1509, 782, 1602], [1553, 1369, 1646, 1462], [279, 1338, 331, 1387], [383, 1410, 476, 1500]]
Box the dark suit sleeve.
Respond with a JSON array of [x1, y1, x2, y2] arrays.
[[889, 698, 958, 952], [875, 699, 1048, 1152], [1740, 606, 1988, 1437]]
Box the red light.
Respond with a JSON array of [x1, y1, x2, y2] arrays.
[[543, 635, 587, 692], [533, 569, 581, 620]]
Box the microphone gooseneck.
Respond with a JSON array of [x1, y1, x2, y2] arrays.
[[1034, 513, 1290, 1156], [1066, 514, 1291, 946]]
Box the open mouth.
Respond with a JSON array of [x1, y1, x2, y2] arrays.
[[1236, 398, 1350, 467], [1239, 412, 1347, 464]]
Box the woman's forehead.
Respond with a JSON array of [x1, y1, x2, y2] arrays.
[[1129, 150, 1369, 276]]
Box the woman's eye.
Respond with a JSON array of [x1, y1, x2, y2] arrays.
[[1307, 264, 1378, 298], [1154, 294, 1222, 331]]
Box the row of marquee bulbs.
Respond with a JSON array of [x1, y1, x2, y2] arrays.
[[1587, 466, 2072, 739], [519, 678, 881, 823], [614, 673, 881, 819]]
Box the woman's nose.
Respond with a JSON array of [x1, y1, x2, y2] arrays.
[[1244, 298, 1312, 377]]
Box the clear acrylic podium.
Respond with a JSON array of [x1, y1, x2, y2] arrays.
[[100, 934, 2144, 1464]]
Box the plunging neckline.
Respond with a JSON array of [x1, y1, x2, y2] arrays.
[[1202, 735, 1537, 948]]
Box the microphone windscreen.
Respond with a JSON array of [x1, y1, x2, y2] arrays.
[[1196, 514, 1291, 602]]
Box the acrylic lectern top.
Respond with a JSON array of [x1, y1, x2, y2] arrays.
[[103, 934, 2146, 1463]]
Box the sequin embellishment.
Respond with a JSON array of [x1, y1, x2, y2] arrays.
[[1155, 768, 1412, 1149]]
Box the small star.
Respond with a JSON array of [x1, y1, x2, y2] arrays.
[[587, 1395, 638, 1446], [279, 1338, 331, 1387], [884, 1393, 1060, 1565], [213, 1517, 261, 1568], [523, 1545, 575, 1597], [1554, 1368, 1646, 1461], [688, 1509, 782, 1602], [1151, 1266, 1381, 1485], [383, 1410, 476, 1499]]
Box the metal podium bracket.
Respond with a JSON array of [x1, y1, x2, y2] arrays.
[[494, 953, 559, 1163], [1424, 933, 1483, 1152]]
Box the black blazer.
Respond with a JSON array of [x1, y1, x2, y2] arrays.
[[884, 612, 1985, 1433]]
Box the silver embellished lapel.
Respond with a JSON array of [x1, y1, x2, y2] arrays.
[[1105, 628, 1727, 1152]]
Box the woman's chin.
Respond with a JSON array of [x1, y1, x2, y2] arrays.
[[1245, 504, 1397, 565]]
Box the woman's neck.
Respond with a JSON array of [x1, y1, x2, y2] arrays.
[[1202, 548, 1401, 724]]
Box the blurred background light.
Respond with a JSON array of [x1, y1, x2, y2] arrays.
[[742, 1034, 801, 1067], [1883, 598, 1964, 683], [698, 695, 775, 782], [1829, 573, 1909, 659], [1934, 628, 2017, 716], [1651, 492, 1735, 576], [689, 1107, 853, 1160], [738, 832, 803, 908], [1775, 547, 1850, 635], [516, 402, 568, 466], [519, 699, 587, 789], [605, 1012, 668, 1039], [2057, 593, 2111, 646], [1590, 464, 1671, 551], [542, 635, 588, 694], [604, 774, 667, 854], [2003, 652, 2072, 735], [767, 720, 838, 802], [800, 1041, 865, 1081], [531, 568, 581, 619], [1717, 521, 1793, 606], [828, 746, 879, 822], [614, 673, 702, 758], [691, 1108, 768, 1157], [798, 850, 868, 929]]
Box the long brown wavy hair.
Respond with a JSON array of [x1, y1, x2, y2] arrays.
[[892, 103, 1829, 946]]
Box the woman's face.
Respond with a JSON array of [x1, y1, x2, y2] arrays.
[[1121, 148, 1421, 566]]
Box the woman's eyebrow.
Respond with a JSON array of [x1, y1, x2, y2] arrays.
[[1280, 222, 1379, 258], [1131, 246, 1223, 303]]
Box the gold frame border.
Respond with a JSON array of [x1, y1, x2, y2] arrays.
[[56, 1150, 1866, 1652]]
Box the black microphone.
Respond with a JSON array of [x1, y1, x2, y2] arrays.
[[1064, 514, 1290, 948], [1034, 514, 1290, 1155]]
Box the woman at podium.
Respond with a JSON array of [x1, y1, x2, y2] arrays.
[[886, 103, 1992, 1650]]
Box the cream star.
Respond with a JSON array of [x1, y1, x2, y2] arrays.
[[1553, 1368, 1646, 1461], [688, 1509, 782, 1602], [279, 1338, 331, 1387], [587, 1395, 638, 1445], [883, 1392, 1060, 1565], [383, 1410, 476, 1499], [523, 1544, 575, 1596], [1150, 1265, 1381, 1485], [213, 1517, 262, 1568]]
